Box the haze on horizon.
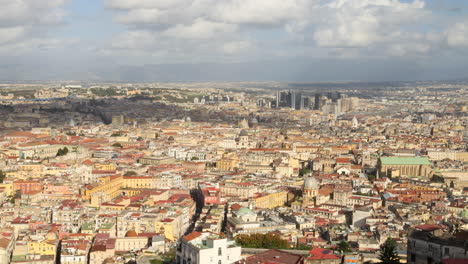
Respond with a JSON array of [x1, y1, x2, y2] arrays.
[[1, 0, 468, 82]]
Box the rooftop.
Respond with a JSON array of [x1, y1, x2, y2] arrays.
[[380, 156, 431, 165]]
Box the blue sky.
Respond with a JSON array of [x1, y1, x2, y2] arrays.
[[0, 0, 468, 82]]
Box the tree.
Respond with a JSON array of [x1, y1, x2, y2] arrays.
[[430, 175, 444, 183], [112, 143, 123, 148], [0, 170, 5, 183], [56, 148, 67, 156], [124, 171, 137, 176], [111, 131, 124, 137], [235, 233, 289, 249], [378, 238, 401, 264], [299, 168, 311, 176], [337, 241, 352, 253]]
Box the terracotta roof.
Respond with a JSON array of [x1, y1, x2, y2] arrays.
[[231, 203, 242, 211], [308, 248, 340, 260], [0, 238, 11, 249], [183, 232, 202, 242], [236, 249, 304, 264]]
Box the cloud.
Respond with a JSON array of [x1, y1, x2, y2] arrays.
[[312, 0, 428, 48], [101, 0, 468, 63], [446, 22, 468, 47], [221, 41, 251, 54], [0, 26, 25, 44], [163, 19, 237, 39], [211, 0, 309, 26], [0, 0, 67, 26], [0, 0, 69, 51]]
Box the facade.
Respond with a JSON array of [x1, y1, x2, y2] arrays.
[[176, 232, 241, 264], [407, 225, 468, 264], [60, 234, 92, 264], [377, 157, 434, 178]]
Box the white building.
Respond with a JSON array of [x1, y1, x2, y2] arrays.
[[176, 232, 241, 264]]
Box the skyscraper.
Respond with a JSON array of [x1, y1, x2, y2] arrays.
[[314, 93, 321, 110], [291, 92, 296, 109]]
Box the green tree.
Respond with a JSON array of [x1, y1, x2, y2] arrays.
[[299, 168, 311, 176], [150, 248, 176, 264], [124, 171, 137, 176], [0, 170, 5, 183], [430, 175, 444, 183], [111, 131, 124, 137], [337, 240, 352, 253], [56, 147, 69, 156], [112, 143, 123, 148], [235, 233, 289, 249], [378, 238, 401, 264]]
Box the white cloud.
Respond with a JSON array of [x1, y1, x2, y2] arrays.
[[211, 0, 309, 26], [0, 26, 25, 44], [111, 30, 158, 50], [105, 0, 187, 10], [163, 19, 237, 39], [104, 0, 468, 61], [0, 0, 67, 26], [446, 22, 468, 47], [221, 41, 251, 54], [313, 0, 428, 48], [0, 0, 69, 52]]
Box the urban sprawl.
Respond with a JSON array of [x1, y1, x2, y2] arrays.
[[0, 81, 466, 264]]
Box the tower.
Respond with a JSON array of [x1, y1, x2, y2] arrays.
[[303, 176, 320, 207], [352, 116, 359, 128]]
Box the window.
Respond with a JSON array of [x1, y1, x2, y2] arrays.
[[218, 261, 222, 264], [444, 248, 449, 256], [218, 247, 222, 256]]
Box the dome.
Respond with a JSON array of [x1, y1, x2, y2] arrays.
[[304, 176, 319, 190], [237, 207, 253, 216], [186, 116, 191, 122], [125, 230, 138, 237], [239, 130, 248, 137]]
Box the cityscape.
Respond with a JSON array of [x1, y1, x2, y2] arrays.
[[1, 0, 468, 264], [0, 81, 466, 264]]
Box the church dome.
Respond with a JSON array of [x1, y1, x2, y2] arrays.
[[304, 176, 319, 190], [237, 207, 253, 216], [125, 230, 138, 237]]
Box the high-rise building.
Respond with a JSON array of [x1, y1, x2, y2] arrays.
[[302, 97, 310, 109], [276, 91, 280, 108], [294, 92, 302, 110], [327, 91, 341, 102], [291, 92, 296, 109], [314, 93, 322, 110]]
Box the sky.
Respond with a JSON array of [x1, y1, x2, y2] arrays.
[[1, 0, 468, 82]]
